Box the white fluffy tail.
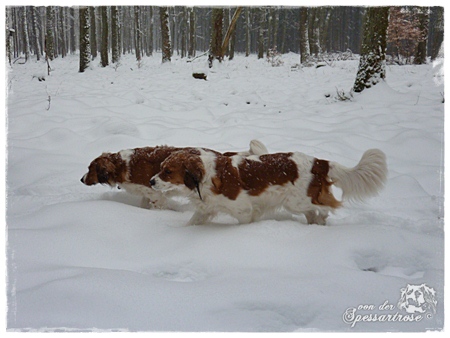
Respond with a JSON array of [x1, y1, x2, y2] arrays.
[[248, 139, 269, 155], [329, 149, 387, 202]]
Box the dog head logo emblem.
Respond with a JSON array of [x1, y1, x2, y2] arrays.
[[397, 284, 437, 314]]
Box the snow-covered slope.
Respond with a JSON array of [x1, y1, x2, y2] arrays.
[[5, 53, 444, 331]]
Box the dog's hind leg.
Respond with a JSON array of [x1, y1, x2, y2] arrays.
[[304, 210, 329, 225]]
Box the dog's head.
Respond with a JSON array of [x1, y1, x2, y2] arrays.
[[150, 151, 205, 199], [81, 153, 125, 186]]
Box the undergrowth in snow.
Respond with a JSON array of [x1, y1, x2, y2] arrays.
[[5, 52, 444, 332]]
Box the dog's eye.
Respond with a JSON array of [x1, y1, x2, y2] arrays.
[[164, 169, 172, 175]]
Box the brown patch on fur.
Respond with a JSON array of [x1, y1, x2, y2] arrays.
[[238, 153, 299, 196], [128, 146, 180, 187], [210, 156, 242, 200], [307, 158, 341, 208], [211, 153, 299, 199]]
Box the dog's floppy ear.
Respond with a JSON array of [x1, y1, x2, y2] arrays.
[[184, 171, 202, 200], [183, 155, 204, 200], [96, 164, 110, 184], [96, 156, 117, 185]]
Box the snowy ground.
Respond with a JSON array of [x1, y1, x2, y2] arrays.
[[5, 52, 444, 332]]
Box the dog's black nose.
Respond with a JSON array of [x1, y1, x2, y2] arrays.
[[80, 177, 85, 183], [150, 178, 156, 186]]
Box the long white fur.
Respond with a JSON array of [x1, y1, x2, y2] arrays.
[[328, 149, 388, 202], [152, 149, 387, 225]]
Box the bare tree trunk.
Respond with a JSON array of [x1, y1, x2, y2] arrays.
[[111, 6, 120, 63], [134, 6, 141, 62], [430, 6, 444, 60], [353, 7, 389, 93], [90, 7, 97, 59], [100, 6, 108, 67], [160, 7, 171, 63], [245, 7, 251, 57], [299, 7, 310, 64], [414, 7, 429, 65], [79, 6, 90, 72], [258, 8, 265, 59], [221, 7, 242, 58], [6, 7, 13, 65], [45, 6, 55, 61], [147, 6, 153, 56], [21, 7, 30, 61], [58, 7, 67, 58], [188, 7, 196, 58], [30, 6, 41, 61], [180, 7, 187, 58], [69, 7, 76, 54], [208, 7, 223, 67]]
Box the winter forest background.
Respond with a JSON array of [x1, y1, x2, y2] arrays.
[[5, 6, 444, 71], [4, 3, 446, 333]]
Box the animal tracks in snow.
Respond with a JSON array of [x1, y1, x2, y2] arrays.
[[354, 250, 425, 280], [153, 263, 209, 283]]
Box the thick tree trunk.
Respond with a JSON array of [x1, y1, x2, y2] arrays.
[[21, 7, 30, 61], [208, 8, 223, 67], [414, 7, 429, 65], [79, 6, 90, 72], [188, 7, 196, 58], [100, 6, 109, 67], [160, 7, 171, 63], [111, 6, 120, 63], [353, 7, 389, 93], [45, 6, 55, 61], [299, 7, 310, 64], [134, 6, 141, 62], [89, 7, 97, 59], [430, 7, 444, 60]]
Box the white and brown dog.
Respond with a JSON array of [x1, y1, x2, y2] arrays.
[[81, 140, 268, 209], [150, 148, 387, 225]]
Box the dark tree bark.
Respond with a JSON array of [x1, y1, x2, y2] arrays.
[[414, 7, 429, 65], [58, 7, 67, 58], [299, 7, 309, 64], [257, 8, 265, 59], [245, 7, 251, 57], [100, 6, 108, 67], [160, 7, 171, 63], [430, 6, 444, 60], [21, 7, 30, 61], [188, 7, 195, 58], [45, 6, 55, 61], [111, 6, 120, 63], [134, 6, 142, 62], [30, 6, 41, 61], [146, 6, 153, 57], [353, 7, 389, 93], [209, 7, 224, 67], [89, 7, 97, 59], [69, 7, 76, 54], [79, 6, 90, 72]]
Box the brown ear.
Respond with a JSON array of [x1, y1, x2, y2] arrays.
[[183, 155, 204, 200], [96, 156, 117, 185]]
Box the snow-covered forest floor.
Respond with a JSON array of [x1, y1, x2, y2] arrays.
[[5, 52, 444, 332]]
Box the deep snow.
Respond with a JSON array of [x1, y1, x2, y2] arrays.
[[5, 52, 444, 332]]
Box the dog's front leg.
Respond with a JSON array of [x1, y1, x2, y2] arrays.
[[187, 210, 213, 225]]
